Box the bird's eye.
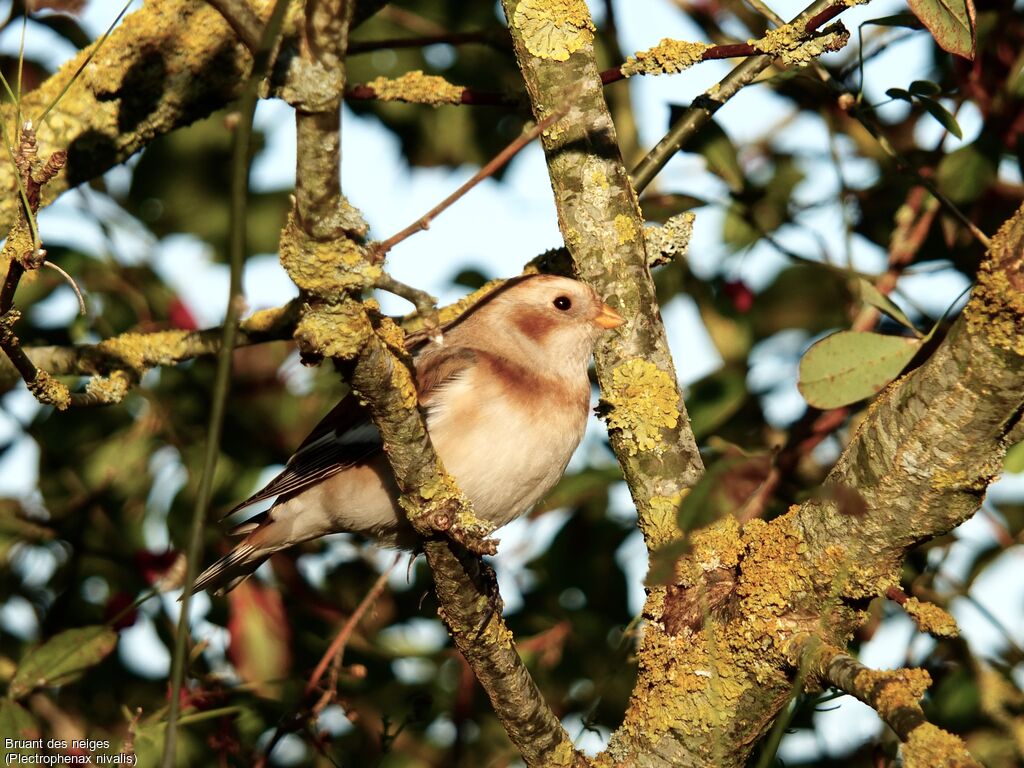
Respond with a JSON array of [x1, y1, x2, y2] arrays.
[[553, 296, 572, 311]]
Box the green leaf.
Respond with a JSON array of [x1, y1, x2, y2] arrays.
[[1005, 441, 1024, 474], [863, 12, 925, 29], [885, 87, 913, 102], [8, 626, 118, 700], [855, 279, 919, 333], [0, 700, 39, 753], [798, 331, 922, 408], [917, 96, 963, 139], [909, 79, 943, 96], [936, 142, 998, 204], [639, 193, 707, 223], [907, 0, 976, 59]]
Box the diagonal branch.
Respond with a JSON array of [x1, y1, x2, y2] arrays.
[[796, 638, 980, 767]]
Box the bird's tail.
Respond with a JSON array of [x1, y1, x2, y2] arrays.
[[189, 543, 272, 596], [186, 513, 282, 597]]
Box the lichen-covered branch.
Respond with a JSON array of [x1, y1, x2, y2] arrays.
[[631, 0, 858, 192], [275, 3, 584, 765], [0, 301, 300, 394], [797, 639, 980, 768], [501, 0, 704, 554], [603, 205, 1023, 767], [0, 0, 388, 234]]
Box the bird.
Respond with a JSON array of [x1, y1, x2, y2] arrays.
[[191, 274, 625, 595]]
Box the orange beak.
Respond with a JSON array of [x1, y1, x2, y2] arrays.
[[594, 303, 625, 329]]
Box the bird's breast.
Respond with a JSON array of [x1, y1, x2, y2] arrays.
[[425, 365, 588, 528]]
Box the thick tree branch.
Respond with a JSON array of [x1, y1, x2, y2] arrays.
[[501, 0, 704, 554], [613, 205, 1023, 767]]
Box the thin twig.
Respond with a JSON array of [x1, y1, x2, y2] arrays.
[[160, 1, 291, 765], [206, 0, 262, 52], [370, 107, 566, 261], [42, 261, 87, 315], [307, 557, 396, 702], [630, 0, 841, 193], [255, 560, 397, 767]]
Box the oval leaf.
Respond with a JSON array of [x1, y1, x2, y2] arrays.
[[886, 87, 913, 102], [909, 79, 942, 96], [798, 331, 922, 408], [8, 626, 117, 700], [907, 0, 976, 59], [918, 96, 963, 139], [856, 279, 919, 333]]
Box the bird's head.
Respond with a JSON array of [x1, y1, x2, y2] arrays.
[[459, 274, 624, 371]]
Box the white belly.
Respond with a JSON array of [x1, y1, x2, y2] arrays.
[[426, 373, 586, 528]]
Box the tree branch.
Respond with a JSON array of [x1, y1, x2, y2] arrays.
[[0, 0, 388, 234], [796, 638, 981, 767], [630, 0, 853, 193], [278, 3, 583, 765]]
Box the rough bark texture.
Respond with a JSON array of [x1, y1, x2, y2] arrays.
[[605, 207, 1024, 767], [0, 0, 386, 232], [500, 0, 704, 553]]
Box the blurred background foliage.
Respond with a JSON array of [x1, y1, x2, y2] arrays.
[[0, 0, 1022, 766]]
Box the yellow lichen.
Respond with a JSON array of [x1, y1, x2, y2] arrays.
[[278, 211, 380, 298], [376, 315, 409, 354], [95, 330, 192, 371], [621, 39, 711, 77], [964, 203, 1024, 356], [614, 213, 638, 244], [240, 303, 296, 335], [672, 516, 745, 585], [642, 493, 685, 549], [602, 359, 679, 455], [751, 22, 850, 66], [512, 0, 595, 62], [84, 370, 132, 405], [622, 510, 837, 748], [903, 722, 978, 768], [0, 217, 35, 270], [27, 370, 70, 410], [903, 597, 959, 638], [293, 301, 371, 360], [854, 667, 931, 719], [366, 70, 464, 106], [646, 212, 695, 266]]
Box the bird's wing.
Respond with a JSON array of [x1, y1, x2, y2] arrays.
[[222, 345, 479, 518]]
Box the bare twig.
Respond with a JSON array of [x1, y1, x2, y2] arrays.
[[206, 0, 262, 52], [255, 559, 396, 767], [307, 558, 396, 705], [630, 0, 845, 193], [41, 261, 86, 315], [161, 1, 292, 765], [370, 108, 565, 261]]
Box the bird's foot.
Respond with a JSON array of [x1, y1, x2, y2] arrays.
[[423, 506, 498, 556]]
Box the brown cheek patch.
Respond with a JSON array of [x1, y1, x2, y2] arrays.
[[483, 354, 588, 417], [512, 310, 558, 343]]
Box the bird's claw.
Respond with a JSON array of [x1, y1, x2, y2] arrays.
[[423, 507, 498, 556]]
